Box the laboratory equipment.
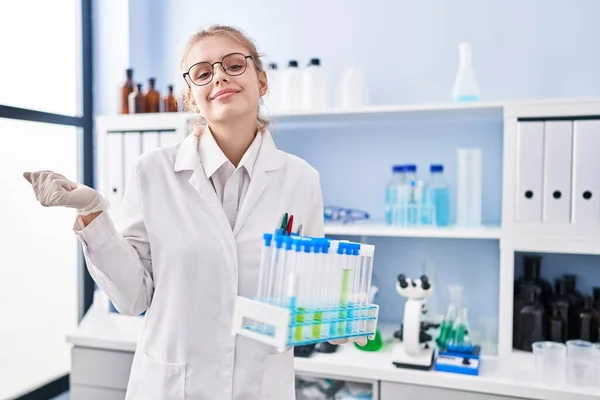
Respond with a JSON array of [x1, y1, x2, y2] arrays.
[[120, 68, 134, 114], [513, 285, 546, 351], [422, 164, 450, 226], [145, 78, 160, 113], [163, 84, 178, 112], [302, 58, 328, 111], [128, 83, 146, 114], [391, 273, 438, 370], [232, 234, 379, 352], [593, 288, 600, 312], [452, 43, 480, 102], [281, 60, 303, 112], [324, 206, 370, 224], [567, 339, 598, 387], [385, 165, 405, 225], [456, 148, 482, 226], [355, 285, 383, 351], [533, 341, 567, 386], [548, 279, 574, 342], [336, 66, 367, 109], [436, 285, 463, 348], [514, 256, 553, 306], [576, 296, 600, 343]]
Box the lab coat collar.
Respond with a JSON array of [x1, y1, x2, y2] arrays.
[[174, 128, 283, 174]]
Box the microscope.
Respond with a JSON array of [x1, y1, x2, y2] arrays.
[[391, 274, 439, 370]]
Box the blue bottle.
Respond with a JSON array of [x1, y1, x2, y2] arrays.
[[404, 164, 418, 225], [423, 164, 450, 226], [385, 165, 405, 225]]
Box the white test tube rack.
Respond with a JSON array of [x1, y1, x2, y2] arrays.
[[232, 234, 379, 353]]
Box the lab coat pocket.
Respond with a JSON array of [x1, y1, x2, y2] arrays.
[[135, 351, 186, 400], [260, 348, 295, 400]]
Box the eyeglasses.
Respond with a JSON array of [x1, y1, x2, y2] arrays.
[[324, 206, 370, 224], [183, 52, 256, 87]]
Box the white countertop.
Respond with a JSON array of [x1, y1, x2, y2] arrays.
[[67, 307, 600, 400]]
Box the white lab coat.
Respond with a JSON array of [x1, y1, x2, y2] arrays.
[[75, 130, 325, 400]]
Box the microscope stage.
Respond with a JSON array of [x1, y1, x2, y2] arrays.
[[391, 343, 435, 370]]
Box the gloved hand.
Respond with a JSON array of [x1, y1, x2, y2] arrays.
[[329, 336, 368, 346], [23, 170, 109, 216]]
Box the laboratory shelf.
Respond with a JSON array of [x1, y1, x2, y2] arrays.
[[324, 222, 501, 240]]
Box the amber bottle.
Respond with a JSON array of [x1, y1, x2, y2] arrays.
[[164, 84, 178, 112], [128, 83, 146, 114], [120, 68, 134, 114], [145, 78, 161, 113]]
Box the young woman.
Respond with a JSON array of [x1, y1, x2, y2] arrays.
[[24, 25, 364, 400]]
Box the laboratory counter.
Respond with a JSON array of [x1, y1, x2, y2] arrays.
[[66, 307, 600, 400]]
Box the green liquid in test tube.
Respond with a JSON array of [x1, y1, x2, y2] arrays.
[[338, 243, 351, 336]]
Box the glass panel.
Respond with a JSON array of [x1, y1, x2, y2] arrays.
[[0, 0, 79, 116], [0, 119, 79, 399]]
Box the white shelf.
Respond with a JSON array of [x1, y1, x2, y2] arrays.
[[324, 222, 501, 240]]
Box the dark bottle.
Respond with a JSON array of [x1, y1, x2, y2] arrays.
[[561, 275, 584, 339], [549, 279, 574, 340], [120, 68, 134, 114], [592, 287, 600, 312], [129, 83, 146, 114], [514, 286, 546, 352], [576, 296, 600, 342], [562, 274, 584, 306], [514, 256, 553, 306], [547, 306, 566, 342], [164, 84, 178, 112], [145, 78, 161, 113]]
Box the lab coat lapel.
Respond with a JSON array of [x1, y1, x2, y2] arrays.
[[174, 133, 234, 243], [234, 131, 284, 236]]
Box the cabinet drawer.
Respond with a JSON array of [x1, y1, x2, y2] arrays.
[[71, 347, 134, 390], [380, 381, 526, 400]]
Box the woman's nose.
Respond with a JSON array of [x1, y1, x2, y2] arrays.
[[213, 64, 229, 85]]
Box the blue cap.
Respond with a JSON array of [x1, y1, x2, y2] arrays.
[[284, 236, 293, 250], [293, 238, 303, 252], [392, 164, 405, 173], [322, 239, 331, 254], [430, 164, 444, 173], [312, 239, 322, 253], [274, 235, 284, 249], [263, 233, 273, 246], [303, 240, 313, 253], [337, 242, 346, 255], [405, 164, 417, 173]]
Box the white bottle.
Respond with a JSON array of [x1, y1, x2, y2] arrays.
[[263, 63, 280, 114], [452, 43, 480, 102], [336, 66, 367, 109], [302, 58, 328, 111], [280, 60, 303, 112]]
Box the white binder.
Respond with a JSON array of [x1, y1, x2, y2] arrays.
[[123, 132, 142, 192], [106, 132, 124, 216], [515, 121, 544, 222], [159, 130, 179, 147], [142, 131, 160, 154], [542, 121, 573, 223], [571, 120, 600, 225]]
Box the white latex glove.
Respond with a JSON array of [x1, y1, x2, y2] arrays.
[[23, 170, 109, 216]]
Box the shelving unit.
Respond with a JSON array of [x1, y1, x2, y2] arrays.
[[86, 97, 600, 399]]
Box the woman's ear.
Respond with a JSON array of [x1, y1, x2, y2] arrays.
[[258, 70, 268, 97]]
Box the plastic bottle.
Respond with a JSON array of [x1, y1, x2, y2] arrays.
[[302, 58, 328, 111], [336, 66, 367, 109], [452, 43, 480, 102], [281, 60, 303, 112], [385, 165, 405, 225], [263, 63, 280, 113], [404, 164, 419, 225], [422, 164, 450, 226]]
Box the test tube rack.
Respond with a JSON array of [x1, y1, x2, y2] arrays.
[[232, 234, 379, 353]]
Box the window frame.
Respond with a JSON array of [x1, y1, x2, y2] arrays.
[[0, 0, 95, 398]]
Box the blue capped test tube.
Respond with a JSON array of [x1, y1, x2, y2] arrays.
[[257, 233, 273, 302]]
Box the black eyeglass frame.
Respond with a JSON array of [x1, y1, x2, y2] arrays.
[[182, 52, 258, 87]]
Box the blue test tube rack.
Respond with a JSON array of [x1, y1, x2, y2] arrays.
[[231, 234, 379, 352]]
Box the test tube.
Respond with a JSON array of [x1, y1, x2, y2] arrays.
[[360, 244, 375, 332], [293, 239, 309, 343], [328, 240, 341, 338], [274, 236, 294, 307], [320, 239, 332, 339], [310, 239, 324, 340], [266, 234, 285, 305], [338, 243, 352, 337], [350, 244, 361, 334], [257, 233, 273, 302]]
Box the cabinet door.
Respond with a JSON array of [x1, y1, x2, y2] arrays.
[[70, 385, 126, 400], [380, 381, 527, 400]]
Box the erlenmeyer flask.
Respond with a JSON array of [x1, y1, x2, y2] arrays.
[[448, 307, 473, 351], [436, 285, 463, 347], [452, 43, 480, 102]]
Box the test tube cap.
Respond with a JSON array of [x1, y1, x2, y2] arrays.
[[263, 233, 273, 246]]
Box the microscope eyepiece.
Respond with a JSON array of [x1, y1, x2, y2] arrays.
[[397, 274, 408, 288], [420, 275, 431, 290]]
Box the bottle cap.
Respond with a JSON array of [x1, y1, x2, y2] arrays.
[[168, 84, 174, 91], [126, 68, 133, 77], [269, 63, 278, 70], [309, 58, 320, 66], [392, 165, 405, 173], [136, 83, 142, 90], [288, 60, 298, 68], [148, 78, 156, 87], [430, 164, 444, 173], [263, 233, 273, 246], [405, 164, 417, 173]]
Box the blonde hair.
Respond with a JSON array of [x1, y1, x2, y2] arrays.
[[180, 25, 270, 133]]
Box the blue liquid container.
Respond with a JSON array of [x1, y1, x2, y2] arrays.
[[404, 164, 418, 225], [385, 165, 405, 225], [423, 164, 450, 226]]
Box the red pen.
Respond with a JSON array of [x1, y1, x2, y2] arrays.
[[286, 215, 294, 236]]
